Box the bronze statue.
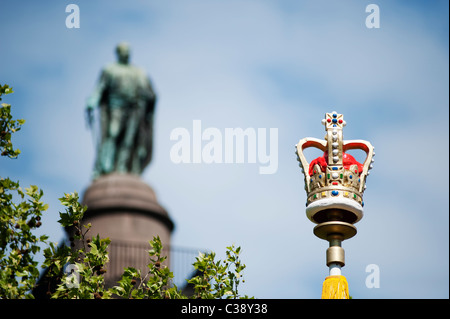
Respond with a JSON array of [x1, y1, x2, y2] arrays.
[[86, 42, 156, 178]]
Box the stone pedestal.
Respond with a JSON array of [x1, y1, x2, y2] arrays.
[[75, 173, 174, 287]]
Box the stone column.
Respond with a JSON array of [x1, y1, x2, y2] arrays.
[[74, 173, 174, 288]]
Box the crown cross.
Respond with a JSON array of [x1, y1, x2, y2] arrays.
[[322, 111, 346, 165]]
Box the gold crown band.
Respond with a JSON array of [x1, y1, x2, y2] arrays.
[[296, 111, 374, 209]]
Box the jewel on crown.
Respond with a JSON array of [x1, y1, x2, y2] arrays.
[[296, 111, 375, 224]]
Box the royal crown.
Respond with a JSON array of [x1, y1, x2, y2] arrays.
[[296, 111, 375, 226]]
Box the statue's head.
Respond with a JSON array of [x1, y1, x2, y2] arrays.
[[116, 42, 130, 64]]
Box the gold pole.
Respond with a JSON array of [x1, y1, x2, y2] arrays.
[[296, 111, 374, 299]]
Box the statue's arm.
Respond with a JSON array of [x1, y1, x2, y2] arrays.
[[87, 70, 108, 109], [145, 77, 157, 117], [86, 70, 108, 127]]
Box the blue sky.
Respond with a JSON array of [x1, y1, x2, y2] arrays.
[[1, 0, 448, 298]]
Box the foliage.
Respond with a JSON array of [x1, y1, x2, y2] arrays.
[[0, 180, 49, 298], [42, 192, 113, 299], [1, 84, 24, 159], [48, 193, 250, 299], [1, 84, 48, 298], [0, 83, 251, 299], [188, 245, 249, 299], [109, 233, 183, 299]]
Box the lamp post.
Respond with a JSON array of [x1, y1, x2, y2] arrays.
[[296, 111, 374, 299]]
